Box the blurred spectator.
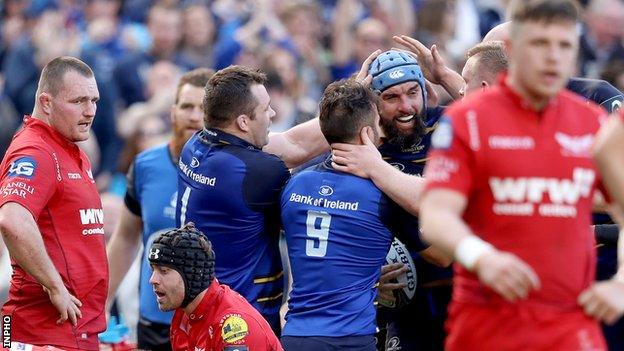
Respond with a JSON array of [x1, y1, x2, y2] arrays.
[[117, 60, 180, 139], [80, 0, 129, 183], [331, 0, 390, 80], [263, 47, 317, 131], [280, 2, 329, 101], [180, 4, 216, 68], [579, 0, 624, 78], [3, 8, 80, 116], [0, 74, 20, 158], [114, 5, 193, 107], [116, 60, 180, 172], [602, 59, 624, 93]]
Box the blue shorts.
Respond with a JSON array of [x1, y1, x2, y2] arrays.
[[281, 335, 376, 351]]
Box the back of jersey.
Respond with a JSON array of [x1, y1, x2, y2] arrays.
[[281, 159, 393, 337]]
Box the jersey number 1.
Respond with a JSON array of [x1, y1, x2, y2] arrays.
[[306, 210, 331, 257]]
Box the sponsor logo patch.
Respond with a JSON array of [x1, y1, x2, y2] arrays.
[[389, 69, 405, 80], [8, 157, 36, 178], [221, 314, 249, 344], [488, 136, 535, 150], [554, 132, 593, 157], [1, 181, 35, 199], [221, 315, 249, 344], [319, 185, 333, 196]]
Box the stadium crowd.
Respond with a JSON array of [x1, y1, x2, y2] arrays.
[[1, 0, 624, 350]]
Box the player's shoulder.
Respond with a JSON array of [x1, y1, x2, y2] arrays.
[[134, 143, 169, 165], [567, 77, 623, 113], [240, 149, 290, 179], [215, 310, 269, 346], [444, 88, 501, 119], [3, 140, 55, 168], [559, 89, 605, 117]]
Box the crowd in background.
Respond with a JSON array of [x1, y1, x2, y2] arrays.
[[2, 0, 624, 189], [1, 0, 624, 341]]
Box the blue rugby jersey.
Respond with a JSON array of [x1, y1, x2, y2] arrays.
[[378, 106, 453, 285], [125, 143, 176, 324], [281, 157, 426, 337], [176, 128, 290, 322]]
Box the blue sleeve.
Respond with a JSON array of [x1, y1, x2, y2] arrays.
[[243, 154, 290, 211], [124, 160, 141, 216], [380, 195, 429, 252], [243, 153, 290, 225]]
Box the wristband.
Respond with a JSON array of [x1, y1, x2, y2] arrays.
[[454, 235, 494, 271]]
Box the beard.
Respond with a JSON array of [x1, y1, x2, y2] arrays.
[[379, 114, 427, 150]]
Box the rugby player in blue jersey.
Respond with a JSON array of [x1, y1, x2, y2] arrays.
[[280, 79, 433, 351], [176, 66, 291, 335], [106, 68, 213, 351]]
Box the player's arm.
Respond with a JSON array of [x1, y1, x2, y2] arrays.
[[265, 118, 329, 169], [332, 127, 425, 215], [106, 206, 142, 311], [594, 114, 624, 210], [419, 188, 540, 302], [0, 202, 82, 325], [578, 203, 624, 325], [393, 35, 465, 100], [419, 246, 453, 268]]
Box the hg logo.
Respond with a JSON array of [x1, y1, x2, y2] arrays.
[[8, 157, 36, 178]]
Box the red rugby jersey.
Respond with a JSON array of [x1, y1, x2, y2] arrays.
[[424, 76, 608, 310], [170, 279, 282, 351], [0, 117, 107, 350]]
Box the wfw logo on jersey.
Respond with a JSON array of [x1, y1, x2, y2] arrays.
[[554, 132, 594, 157], [79, 208, 104, 225], [319, 185, 333, 196], [8, 157, 36, 179], [489, 167, 595, 217], [388, 69, 405, 80]]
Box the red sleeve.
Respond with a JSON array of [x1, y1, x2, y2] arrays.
[[214, 313, 272, 351], [0, 147, 58, 220], [423, 109, 477, 197]]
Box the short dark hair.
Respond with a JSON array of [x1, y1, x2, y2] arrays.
[[203, 65, 267, 128], [511, 0, 581, 26], [466, 41, 508, 80], [175, 68, 214, 103], [319, 80, 379, 144], [38, 56, 94, 96]]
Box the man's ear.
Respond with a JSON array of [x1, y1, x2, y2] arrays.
[[235, 114, 250, 132], [39, 93, 53, 114]]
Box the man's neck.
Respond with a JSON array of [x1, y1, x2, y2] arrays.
[[505, 75, 551, 111], [169, 136, 184, 161], [183, 289, 207, 315], [214, 126, 254, 146]]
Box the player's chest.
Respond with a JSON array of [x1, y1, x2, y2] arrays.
[[477, 122, 597, 179]]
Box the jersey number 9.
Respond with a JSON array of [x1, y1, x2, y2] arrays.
[[305, 210, 331, 257]]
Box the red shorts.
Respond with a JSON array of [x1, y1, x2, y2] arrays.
[[445, 302, 606, 351]]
